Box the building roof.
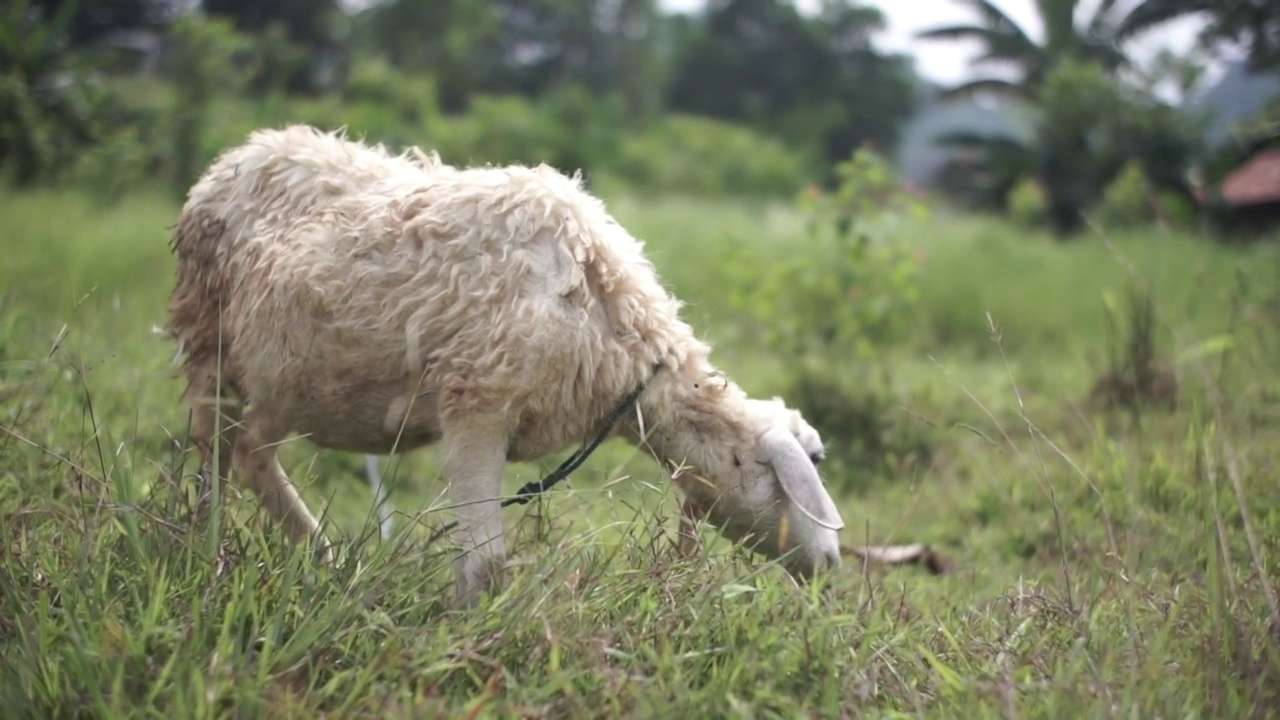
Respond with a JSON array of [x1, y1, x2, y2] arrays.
[[1220, 148, 1280, 207]]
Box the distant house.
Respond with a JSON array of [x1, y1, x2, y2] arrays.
[[1215, 145, 1280, 234], [893, 86, 1034, 203]]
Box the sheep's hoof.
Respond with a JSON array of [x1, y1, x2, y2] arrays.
[[453, 554, 507, 608], [311, 537, 337, 566]]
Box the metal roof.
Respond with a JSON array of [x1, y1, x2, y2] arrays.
[[1221, 148, 1280, 207]]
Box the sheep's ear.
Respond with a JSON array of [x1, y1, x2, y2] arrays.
[[761, 428, 845, 531]]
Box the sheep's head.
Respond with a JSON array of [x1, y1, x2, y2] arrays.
[[662, 382, 844, 581]]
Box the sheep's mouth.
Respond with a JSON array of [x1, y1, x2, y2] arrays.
[[708, 512, 837, 576], [706, 513, 784, 555]]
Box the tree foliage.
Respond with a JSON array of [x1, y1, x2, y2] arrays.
[[918, 0, 1208, 236], [202, 0, 348, 94], [666, 0, 917, 174], [1119, 0, 1280, 72], [30, 0, 178, 47], [1, 0, 111, 185]]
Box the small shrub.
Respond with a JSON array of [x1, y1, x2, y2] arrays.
[[165, 16, 252, 192], [1092, 161, 1153, 229], [65, 126, 156, 204], [743, 148, 928, 360], [780, 368, 933, 493], [610, 115, 809, 198], [342, 57, 442, 128], [1008, 177, 1047, 227], [726, 149, 931, 472], [1153, 189, 1199, 233], [430, 95, 575, 171], [0, 0, 114, 187], [1088, 283, 1178, 413]]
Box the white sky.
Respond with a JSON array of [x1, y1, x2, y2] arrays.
[[657, 0, 1223, 88]]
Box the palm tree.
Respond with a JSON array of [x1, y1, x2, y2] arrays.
[[918, 0, 1128, 99], [916, 0, 1187, 235], [1117, 0, 1280, 72]]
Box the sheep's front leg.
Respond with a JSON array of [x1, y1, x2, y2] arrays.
[[440, 417, 509, 606], [234, 409, 332, 562]]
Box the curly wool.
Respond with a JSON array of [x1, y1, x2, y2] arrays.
[[167, 125, 739, 463]]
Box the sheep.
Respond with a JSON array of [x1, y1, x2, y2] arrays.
[[165, 124, 846, 604]]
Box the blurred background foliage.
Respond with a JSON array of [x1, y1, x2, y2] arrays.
[[4, 0, 1275, 235]]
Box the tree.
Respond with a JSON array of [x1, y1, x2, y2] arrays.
[[616, 0, 660, 122], [807, 1, 918, 168], [30, 0, 178, 47], [357, 0, 649, 111], [1, 0, 107, 185], [354, 0, 495, 112], [201, 0, 346, 94], [916, 0, 1202, 236], [666, 0, 917, 175], [1118, 0, 1280, 72]]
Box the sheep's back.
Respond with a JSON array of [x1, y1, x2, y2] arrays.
[[173, 126, 707, 455]]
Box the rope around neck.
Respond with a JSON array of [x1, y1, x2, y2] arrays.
[[425, 363, 664, 545]]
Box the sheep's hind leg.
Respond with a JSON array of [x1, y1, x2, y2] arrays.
[[234, 408, 333, 563], [438, 416, 510, 607]]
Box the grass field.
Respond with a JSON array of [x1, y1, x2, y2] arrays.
[[1, 188, 1278, 718]]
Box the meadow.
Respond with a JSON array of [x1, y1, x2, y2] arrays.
[[1, 185, 1278, 718]]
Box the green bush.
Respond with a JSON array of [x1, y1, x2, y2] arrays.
[[1155, 189, 1199, 232], [341, 57, 442, 129], [431, 94, 578, 169], [166, 16, 253, 191], [719, 149, 931, 474], [735, 148, 927, 360], [1008, 176, 1047, 227], [0, 0, 115, 187], [781, 368, 934, 493], [60, 22, 813, 201], [65, 125, 156, 204], [609, 115, 809, 198], [1092, 161, 1152, 229]]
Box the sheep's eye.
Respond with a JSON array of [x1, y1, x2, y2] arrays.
[[809, 452, 824, 466]]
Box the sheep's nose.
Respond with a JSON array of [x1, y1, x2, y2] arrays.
[[820, 547, 842, 571], [795, 547, 841, 579]]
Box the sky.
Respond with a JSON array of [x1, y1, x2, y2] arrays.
[[656, 0, 1223, 90]]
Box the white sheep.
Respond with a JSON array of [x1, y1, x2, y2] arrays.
[[165, 124, 845, 604]]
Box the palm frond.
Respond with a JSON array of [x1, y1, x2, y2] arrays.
[[936, 77, 1029, 102], [949, 0, 1037, 45], [1116, 0, 1214, 40], [933, 130, 1032, 152], [1078, 38, 1129, 69], [917, 24, 1042, 64], [1088, 0, 1124, 36]]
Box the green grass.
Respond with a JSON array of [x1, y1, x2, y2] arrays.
[[1, 188, 1278, 717]]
